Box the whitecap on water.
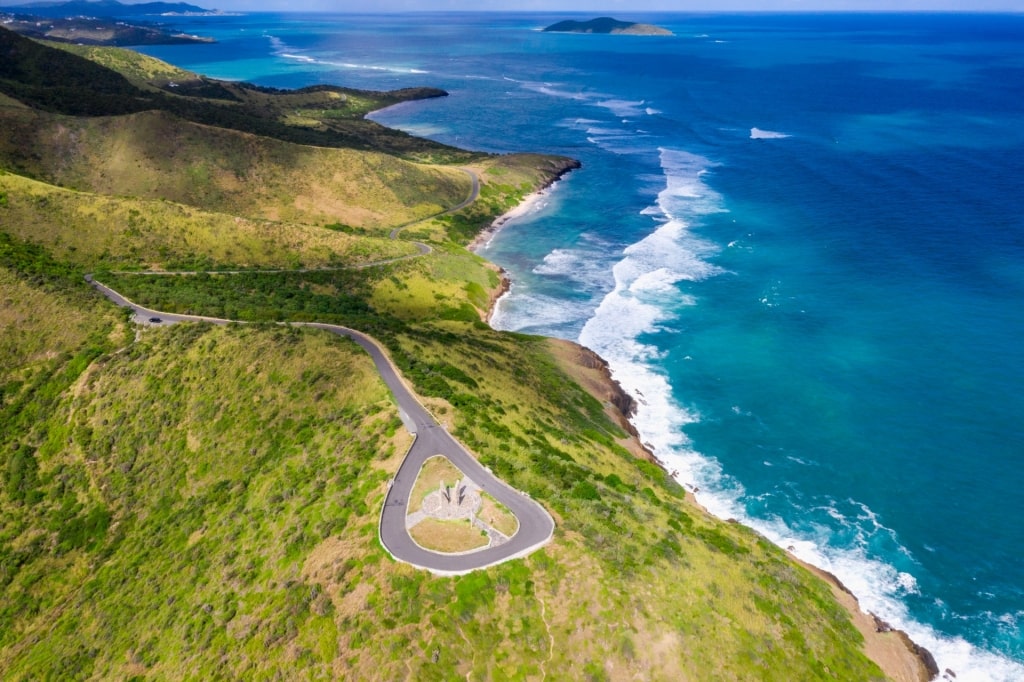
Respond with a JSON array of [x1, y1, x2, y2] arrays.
[[532, 246, 613, 290], [266, 35, 287, 52], [328, 61, 429, 74], [520, 80, 593, 101], [491, 290, 594, 335], [578, 143, 1024, 679], [578, 147, 727, 465], [595, 98, 647, 118], [750, 127, 791, 139]]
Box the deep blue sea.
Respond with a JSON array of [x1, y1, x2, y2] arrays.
[[137, 12, 1024, 679]]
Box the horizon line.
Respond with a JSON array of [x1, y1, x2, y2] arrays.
[[2, 2, 1023, 13]]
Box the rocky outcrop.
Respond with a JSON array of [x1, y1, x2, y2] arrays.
[[573, 345, 637, 420], [485, 267, 511, 324], [806, 566, 939, 682], [553, 341, 664, 466]]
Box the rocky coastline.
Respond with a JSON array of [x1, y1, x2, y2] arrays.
[[478, 171, 937, 682], [560, 334, 939, 682]]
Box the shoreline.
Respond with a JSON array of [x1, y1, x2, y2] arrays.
[[467, 189, 548, 253], [467, 161, 579, 254], [469, 162, 579, 326], [478, 180, 936, 682]]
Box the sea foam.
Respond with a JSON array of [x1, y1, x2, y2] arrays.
[[750, 127, 791, 139], [575, 146, 1024, 682], [595, 98, 647, 118], [490, 289, 593, 335], [579, 148, 725, 457], [533, 240, 614, 290], [269, 37, 429, 75], [520, 80, 592, 101]]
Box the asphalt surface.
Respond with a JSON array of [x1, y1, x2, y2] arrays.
[[86, 276, 554, 575]]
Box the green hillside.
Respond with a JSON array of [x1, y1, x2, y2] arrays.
[[0, 109, 471, 233], [0, 31, 927, 681], [0, 235, 894, 681], [0, 171, 420, 271], [0, 27, 468, 162]]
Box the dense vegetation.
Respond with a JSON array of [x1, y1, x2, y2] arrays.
[[0, 27, 471, 161], [1, 237, 887, 680], [0, 33, 907, 681]]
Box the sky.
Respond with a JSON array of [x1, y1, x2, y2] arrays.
[[2, 0, 1021, 12], [192, 0, 1022, 11]]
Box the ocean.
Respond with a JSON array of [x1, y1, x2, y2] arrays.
[[136, 12, 1024, 679]]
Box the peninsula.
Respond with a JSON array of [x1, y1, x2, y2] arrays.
[[543, 16, 673, 36]]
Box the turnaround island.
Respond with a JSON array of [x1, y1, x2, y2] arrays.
[[542, 17, 673, 36]]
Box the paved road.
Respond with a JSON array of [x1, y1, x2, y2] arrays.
[[86, 276, 554, 575]]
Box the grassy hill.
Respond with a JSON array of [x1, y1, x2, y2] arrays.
[[0, 235, 897, 681], [0, 31, 572, 236], [0, 108, 472, 232], [0, 31, 928, 681], [0, 27, 470, 162], [0, 12, 215, 47], [0, 171, 420, 271]]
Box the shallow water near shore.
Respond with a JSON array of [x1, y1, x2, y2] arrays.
[[139, 12, 1024, 679]]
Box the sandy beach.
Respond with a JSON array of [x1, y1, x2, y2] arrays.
[[467, 190, 546, 253], [467, 177, 568, 254]]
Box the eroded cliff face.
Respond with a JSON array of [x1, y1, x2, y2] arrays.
[[548, 337, 937, 682], [545, 338, 660, 465], [799, 563, 939, 682], [484, 267, 510, 323], [572, 344, 638, 420]]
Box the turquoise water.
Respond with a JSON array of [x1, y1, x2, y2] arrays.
[[138, 13, 1024, 679]]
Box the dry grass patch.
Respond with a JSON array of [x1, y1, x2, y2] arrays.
[[0, 266, 121, 375], [409, 455, 464, 509], [0, 172, 419, 270], [478, 493, 518, 537], [0, 109, 471, 230], [408, 518, 488, 553], [0, 92, 29, 108]]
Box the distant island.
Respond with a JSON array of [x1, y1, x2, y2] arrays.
[[542, 17, 673, 36], [0, 0, 219, 18], [0, 12, 214, 45], [0, 0, 218, 45]]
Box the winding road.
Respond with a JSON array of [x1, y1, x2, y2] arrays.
[[83, 165, 553, 575], [83, 167, 554, 575]]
